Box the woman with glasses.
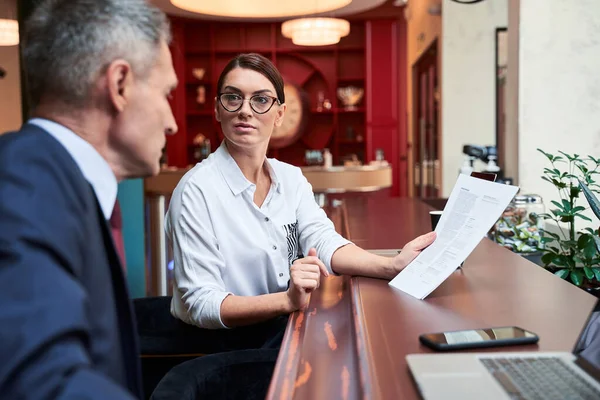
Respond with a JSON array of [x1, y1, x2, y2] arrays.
[[166, 53, 435, 332]]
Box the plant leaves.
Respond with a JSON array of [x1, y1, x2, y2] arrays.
[[537, 148, 553, 161], [593, 268, 600, 281], [542, 253, 555, 265], [541, 230, 560, 239], [560, 215, 574, 223], [558, 150, 574, 161], [562, 199, 572, 211], [584, 267, 595, 280], [542, 176, 554, 185], [553, 255, 568, 267], [594, 236, 600, 255], [551, 200, 564, 211], [554, 269, 570, 280], [576, 213, 593, 222], [584, 239, 597, 259], [577, 164, 589, 175], [563, 240, 579, 249], [571, 269, 584, 286], [577, 235, 590, 249], [540, 237, 555, 243], [579, 179, 600, 221]]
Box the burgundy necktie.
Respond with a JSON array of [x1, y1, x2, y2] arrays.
[[109, 200, 127, 271]]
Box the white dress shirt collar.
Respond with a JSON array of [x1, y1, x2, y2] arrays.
[[215, 141, 283, 196], [28, 118, 118, 219]]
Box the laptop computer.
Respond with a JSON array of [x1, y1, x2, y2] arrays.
[[407, 300, 600, 400]]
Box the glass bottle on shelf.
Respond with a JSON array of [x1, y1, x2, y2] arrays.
[[491, 194, 545, 255], [323, 148, 332, 168], [316, 91, 325, 112]]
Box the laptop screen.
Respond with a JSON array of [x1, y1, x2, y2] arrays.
[[573, 299, 600, 368]]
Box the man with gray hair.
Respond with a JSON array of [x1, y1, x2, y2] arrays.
[[0, 0, 178, 398]]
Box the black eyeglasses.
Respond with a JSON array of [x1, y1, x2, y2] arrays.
[[218, 93, 280, 114]]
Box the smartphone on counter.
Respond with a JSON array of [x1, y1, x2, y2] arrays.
[[419, 326, 539, 351]]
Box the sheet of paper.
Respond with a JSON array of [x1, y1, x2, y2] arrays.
[[389, 174, 519, 299]]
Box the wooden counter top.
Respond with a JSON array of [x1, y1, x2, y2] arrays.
[[267, 197, 597, 400]]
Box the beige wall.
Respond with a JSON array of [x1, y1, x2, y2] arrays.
[[406, 0, 442, 196], [516, 0, 600, 228], [0, 44, 22, 133], [441, 0, 508, 197]]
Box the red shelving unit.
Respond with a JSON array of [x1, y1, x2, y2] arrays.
[[166, 17, 405, 195]]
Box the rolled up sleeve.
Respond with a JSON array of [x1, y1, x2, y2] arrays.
[[166, 181, 232, 329], [295, 170, 351, 274]]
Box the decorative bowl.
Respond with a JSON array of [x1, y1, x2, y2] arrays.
[[337, 86, 364, 110]]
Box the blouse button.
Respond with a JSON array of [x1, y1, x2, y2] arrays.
[[265, 217, 270, 222], [279, 273, 284, 277], [272, 245, 277, 250]]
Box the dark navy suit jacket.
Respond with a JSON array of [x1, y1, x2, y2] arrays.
[[0, 124, 142, 398]]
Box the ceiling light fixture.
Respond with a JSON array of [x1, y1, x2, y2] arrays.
[[281, 17, 350, 46], [0, 1, 19, 47], [170, 0, 352, 18]]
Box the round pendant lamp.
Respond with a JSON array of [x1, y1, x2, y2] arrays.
[[281, 17, 350, 46]]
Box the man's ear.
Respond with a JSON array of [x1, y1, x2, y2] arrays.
[[106, 59, 133, 112], [274, 103, 286, 128]]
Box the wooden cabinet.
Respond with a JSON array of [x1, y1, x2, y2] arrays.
[[166, 18, 405, 195]]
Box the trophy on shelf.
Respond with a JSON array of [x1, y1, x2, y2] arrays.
[[192, 68, 206, 80], [192, 133, 211, 163], [192, 68, 207, 105], [316, 91, 332, 112], [196, 86, 206, 104], [337, 86, 364, 111]]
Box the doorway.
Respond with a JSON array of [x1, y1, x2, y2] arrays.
[[412, 40, 440, 199]]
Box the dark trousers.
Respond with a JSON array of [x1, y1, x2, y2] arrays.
[[134, 297, 287, 399]]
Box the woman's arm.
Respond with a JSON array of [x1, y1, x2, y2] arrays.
[[294, 168, 436, 280], [221, 248, 328, 327], [220, 292, 292, 327], [330, 231, 436, 280]]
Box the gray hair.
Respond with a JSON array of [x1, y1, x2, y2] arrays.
[[23, 0, 172, 110]]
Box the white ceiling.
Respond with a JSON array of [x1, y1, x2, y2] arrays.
[[150, 0, 388, 22]]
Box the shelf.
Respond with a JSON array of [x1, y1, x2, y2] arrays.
[[169, 19, 372, 169], [336, 107, 365, 113], [338, 77, 365, 83], [277, 47, 337, 54], [185, 49, 211, 55], [211, 48, 273, 54], [186, 81, 212, 86], [338, 140, 365, 145], [187, 110, 214, 116], [310, 109, 334, 114], [337, 46, 365, 52]]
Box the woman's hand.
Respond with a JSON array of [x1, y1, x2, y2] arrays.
[[286, 248, 329, 311], [390, 232, 437, 276]]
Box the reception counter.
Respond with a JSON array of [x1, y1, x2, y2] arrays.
[[267, 196, 598, 399], [143, 164, 392, 195], [300, 164, 392, 193]]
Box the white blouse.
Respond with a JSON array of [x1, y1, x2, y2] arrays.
[[166, 142, 351, 329]]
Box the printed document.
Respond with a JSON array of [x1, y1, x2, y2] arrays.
[[389, 174, 519, 299]]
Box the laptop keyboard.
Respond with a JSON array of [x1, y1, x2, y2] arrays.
[[480, 356, 600, 400]]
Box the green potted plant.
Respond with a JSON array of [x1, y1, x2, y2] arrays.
[[537, 149, 600, 290]]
